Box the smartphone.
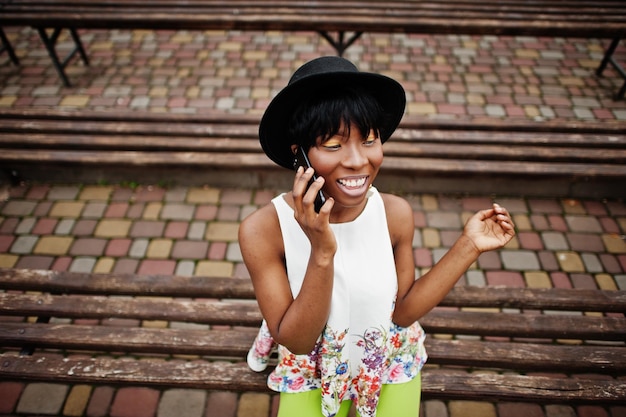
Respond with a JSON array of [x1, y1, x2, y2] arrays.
[[293, 146, 326, 213]]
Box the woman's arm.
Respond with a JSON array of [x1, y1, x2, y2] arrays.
[[389, 200, 515, 327], [239, 167, 337, 354]]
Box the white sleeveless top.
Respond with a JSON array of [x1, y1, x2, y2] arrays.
[[247, 187, 427, 417]]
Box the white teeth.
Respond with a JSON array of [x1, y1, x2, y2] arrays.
[[339, 177, 367, 188]]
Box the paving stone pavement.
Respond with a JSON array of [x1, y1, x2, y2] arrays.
[[1, 26, 626, 417]]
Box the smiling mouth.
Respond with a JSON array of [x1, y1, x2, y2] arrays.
[[337, 176, 368, 189]]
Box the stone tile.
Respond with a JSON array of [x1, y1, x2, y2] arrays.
[[186, 187, 220, 204], [556, 251, 585, 272], [0, 381, 24, 413], [86, 385, 115, 417], [106, 239, 132, 257], [525, 271, 552, 288], [218, 205, 241, 221], [566, 215, 603, 233], [501, 250, 540, 270], [72, 219, 98, 236], [32, 218, 57, 234], [171, 240, 209, 259], [602, 234, 626, 254], [47, 185, 81, 200], [70, 238, 107, 256], [134, 186, 166, 202], [130, 239, 149, 258], [0, 235, 15, 252], [195, 205, 218, 220], [105, 202, 129, 218], [599, 254, 622, 274], [528, 198, 562, 214], [497, 402, 545, 417], [161, 203, 195, 220], [95, 219, 132, 238], [146, 239, 173, 258], [79, 185, 114, 200], [541, 232, 569, 250], [188, 221, 206, 240], [477, 251, 501, 270], [570, 273, 598, 289], [83, 202, 108, 218], [64, 385, 92, 417], [236, 392, 270, 417], [205, 391, 238, 417], [70, 257, 97, 273], [110, 387, 160, 417], [138, 259, 177, 275], [16, 383, 68, 414], [595, 273, 618, 291], [581, 253, 603, 273], [426, 212, 462, 229], [157, 389, 206, 417], [33, 236, 74, 255], [2, 200, 37, 216], [196, 260, 234, 277], [423, 400, 449, 417], [517, 232, 543, 250], [49, 201, 85, 218], [567, 233, 605, 252], [15, 255, 54, 269], [130, 220, 166, 238], [206, 222, 240, 241], [449, 401, 496, 417], [485, 270, 525, 287], [545, 404, 576, 417]]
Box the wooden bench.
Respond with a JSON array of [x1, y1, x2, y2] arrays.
[[0, 0, 625, 95], [0, 267, 624, 404], [1, 109, 625, 198]]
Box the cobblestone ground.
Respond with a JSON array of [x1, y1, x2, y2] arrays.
[[0, 26, 625, 417]]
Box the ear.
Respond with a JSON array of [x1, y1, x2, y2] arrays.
[[290, 144, 298, 155]]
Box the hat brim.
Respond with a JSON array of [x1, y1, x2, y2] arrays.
[[259, 71, 406, 170]]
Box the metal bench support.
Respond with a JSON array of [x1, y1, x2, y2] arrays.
[[0, 28, 20, 65], [318, 31, 363, 57], [596, 38, 626, 100], [36, 27, 89, 87]]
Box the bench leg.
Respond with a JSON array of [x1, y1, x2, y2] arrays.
[[596, 38, 625, 100], [36, 27, 90, 87], [318, 31, 364, 56], [0, 28, 20, 65]]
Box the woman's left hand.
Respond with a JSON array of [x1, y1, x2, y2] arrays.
[[463, 203, 516, 254]]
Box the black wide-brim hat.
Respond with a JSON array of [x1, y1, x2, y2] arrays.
[[259, 56, 406, 170]]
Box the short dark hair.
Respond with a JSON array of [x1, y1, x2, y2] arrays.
[[287, 85, 386, 150]]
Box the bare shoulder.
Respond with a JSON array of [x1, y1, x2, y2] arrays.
[[380, 192, 413, 219], [380, 192, 414, 244], [238, 202, 282, 252]]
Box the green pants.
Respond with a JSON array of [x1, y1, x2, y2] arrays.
[[277, 374, 421, 417]]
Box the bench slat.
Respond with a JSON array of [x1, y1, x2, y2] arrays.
[[2, 269, 624, 312], [1, 323, 624, 373], [2, 1, 625, 38], [2, 293, 623, 340], [1, 353, 623, 403]]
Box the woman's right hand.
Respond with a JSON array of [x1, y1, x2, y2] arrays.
[[292, 166, 337, 257]]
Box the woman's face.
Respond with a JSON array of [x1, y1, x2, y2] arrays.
[[307, 123, 383, 216]]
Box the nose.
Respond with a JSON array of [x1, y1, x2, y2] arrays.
[[342, 142, 368, 169]]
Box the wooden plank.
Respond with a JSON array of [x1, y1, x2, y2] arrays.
[[2, 293, 624, 340], [1, 323, 624, 373], [0, 268, 257, 299], [2, 269, 625, 312], [1, 353, 624, 403], [1, 1, 625, 37], [0, 293, 264, 326]]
